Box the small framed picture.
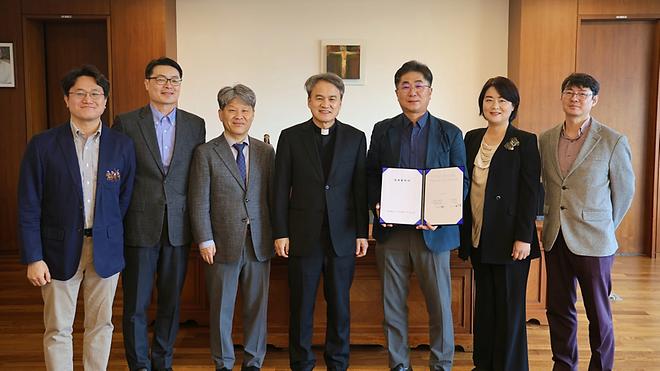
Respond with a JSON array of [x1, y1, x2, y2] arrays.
[[321, 40, 364, 85], [0, 42, 15, 88]]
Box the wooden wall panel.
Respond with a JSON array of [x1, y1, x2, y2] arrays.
[[579, 0, 660, 16], [508, 0, 578, 135], [0, 0, 26, 255], [44, 21, 109, 126], [110, 0, 178, 116], [21, 0, 109, 16], [577, 20, 657, 255]]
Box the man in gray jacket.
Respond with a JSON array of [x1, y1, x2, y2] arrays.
[[539, 72, 634, 371], [188, 84, 274, 371], [113, 57, 206, 371]]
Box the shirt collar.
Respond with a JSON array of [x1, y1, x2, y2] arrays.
[[150, 104, 177, 126], [403, 111, 429, 128], [70, 120, 102, 140], [225, 134, 249, 148], [561, 117, 591, 140]]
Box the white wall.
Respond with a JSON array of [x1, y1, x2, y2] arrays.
[[177, 0, 509, 146]]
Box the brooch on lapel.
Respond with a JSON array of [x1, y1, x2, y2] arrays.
[[105, 169, 121, 182], [504, 137, 520, 151]]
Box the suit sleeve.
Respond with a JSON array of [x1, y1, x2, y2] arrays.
[[196, 118, 207, 145], [187, 147, 214, 244], [272, 131, 292, 239], [353, 132, 369, 238], [119, 139, 136, 217], [448, 128, 469, 200], [609, 135, 635, 228], [17, 137, 45, 264], [366, 123, 384, 211], [267, 144, 276, 225], [514, 133, 541, 243]]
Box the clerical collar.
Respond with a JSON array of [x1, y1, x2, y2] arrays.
[[311, 121, 337, 136]]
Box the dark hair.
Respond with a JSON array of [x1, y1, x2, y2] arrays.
[[217, 84, 257, 109], [394, 60, 433, 87], [144, 57, 183, 79], [304, 73, 345, 99], [478, 76, 520, 122], [561, 72, 599, 95], [60, 64, 109, 97]]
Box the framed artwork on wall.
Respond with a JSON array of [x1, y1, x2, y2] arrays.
[[0, 42, 15, 88], [321, 40, 364, 85]]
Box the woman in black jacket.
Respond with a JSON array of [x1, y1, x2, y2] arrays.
[[460, 76, 541, 371]]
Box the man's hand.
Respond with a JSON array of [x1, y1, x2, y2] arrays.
[[416, 221, 438, 231], [375, 203, 393, 228], [275, 238, 290, 258], [199, 243, 216, 265], [27, 260, 51, 287], [512, 240, 531, 261], [355, 238, 369, 257]]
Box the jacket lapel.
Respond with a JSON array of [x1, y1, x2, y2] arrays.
[[56, 124, 83, 203], [137, 106, 165, 175], [168, 109, 191, 174], [489, 124, 517, 172], [387, 115, 404, 167], [566, 119, 602, 178], [214, 134, 246, 191], [247, 136, 261, 193], [301, 120, 324, 181], [547, 124, 564, 180], [466, 128, 487, 176], [326, 121, 344, 182]]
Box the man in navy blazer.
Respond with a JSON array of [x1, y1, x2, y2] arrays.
[[367, 61, 468, 371], [18, 65, 135, 370]]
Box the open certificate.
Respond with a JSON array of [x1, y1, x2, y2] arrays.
[[379, 167, 464, 226]]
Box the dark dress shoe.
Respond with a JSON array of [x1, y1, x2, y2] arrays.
[[216, 368, 231, 371], [391, 365, 413, 371], [242, 367, 260, 371]]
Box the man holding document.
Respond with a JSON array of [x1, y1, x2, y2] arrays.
[[366, 60, 468, 371]]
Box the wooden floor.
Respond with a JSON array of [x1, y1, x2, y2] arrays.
[[1, 255, 658, 370]]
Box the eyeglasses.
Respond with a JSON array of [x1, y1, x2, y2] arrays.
[[562, 90, 593, 101], [68, 90, 105, 100], [147, 75, 183, 86], [398, 83, 430, 93]]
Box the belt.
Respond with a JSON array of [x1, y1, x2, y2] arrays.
[[83, 228, 93, 237]]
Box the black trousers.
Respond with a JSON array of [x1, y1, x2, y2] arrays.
[[287, 234, 356, 371], [471, 248, 531, 371], [122, 220, 189, 371]]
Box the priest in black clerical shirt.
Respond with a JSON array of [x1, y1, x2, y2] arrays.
[[273, 73, 369, 371]]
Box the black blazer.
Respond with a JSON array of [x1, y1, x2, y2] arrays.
[[459, 124, 541, 264], [273, 119, 368, 257]]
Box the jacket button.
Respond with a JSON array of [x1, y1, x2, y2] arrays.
[[325, 185, 330, 190], [560, 206, 566, 210], [495, 195, 501, 200], [562, 186, 568, 190], [244, 198, 249, 203]]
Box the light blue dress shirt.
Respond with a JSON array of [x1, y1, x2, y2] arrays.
[[150, 104, 177, 173]]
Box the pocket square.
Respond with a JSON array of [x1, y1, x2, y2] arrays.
[[105, 169, 121, 182]]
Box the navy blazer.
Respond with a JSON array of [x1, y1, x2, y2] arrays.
[[459, 125, 541, 264], [367, 113, 468, 253], [18, 123, 136, 280], [273, 119, 369, 257]]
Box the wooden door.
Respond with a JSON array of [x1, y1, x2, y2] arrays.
[[577, 19, 659, 255], [43, 20, 109, 127]]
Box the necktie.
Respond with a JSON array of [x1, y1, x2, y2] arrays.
[[233, 142, 247, 185]]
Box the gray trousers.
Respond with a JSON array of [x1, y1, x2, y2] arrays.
[[205, 233, 271, 369], [376, 228, 454, 370]]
